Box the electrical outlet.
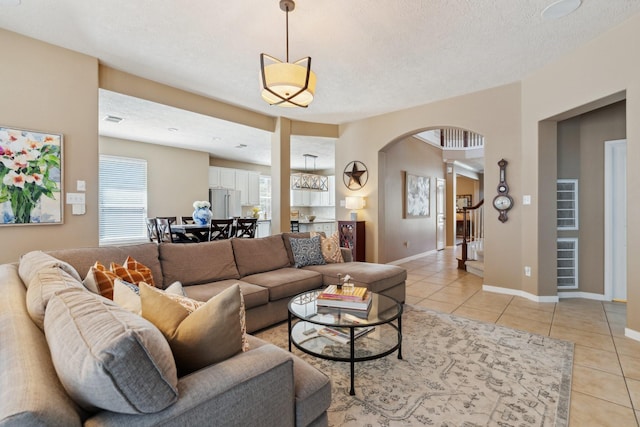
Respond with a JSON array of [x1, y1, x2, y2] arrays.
[[404, 241, 410, 248], [523, 195, 531, 205], [524, 266, 531, 277]]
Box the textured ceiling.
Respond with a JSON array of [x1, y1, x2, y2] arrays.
[[1, 0, 639, 169]]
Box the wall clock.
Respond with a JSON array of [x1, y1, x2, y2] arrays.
[[343, 161, 368, 190], [493, 158, 513, 223]]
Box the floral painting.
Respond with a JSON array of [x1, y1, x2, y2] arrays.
[[0, 127, 63, 225], [404, 172, 430, 218]]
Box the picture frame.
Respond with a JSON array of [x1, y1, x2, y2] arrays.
[[456, 194, 472, 212], [0, 126, 63, 225], [404, 172, 430, 217]]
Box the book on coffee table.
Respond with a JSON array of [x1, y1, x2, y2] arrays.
[[317, 285, 371, 310], [318, 326, 375, 344]]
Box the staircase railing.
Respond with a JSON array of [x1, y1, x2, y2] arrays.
[[457, 200, 484, 270]]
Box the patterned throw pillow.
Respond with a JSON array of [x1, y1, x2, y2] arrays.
[[125, 256, 155, 287], [83, 262, 118, 299], [140, 283, 249, 376], [110, 262, 147, 285], [290, 235, 326, 268], [311, 231, 344, 263]]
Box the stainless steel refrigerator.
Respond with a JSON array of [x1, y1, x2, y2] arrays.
[[209, 188, 242, 218]]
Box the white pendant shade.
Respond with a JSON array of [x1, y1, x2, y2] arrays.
[[261, 58, 316, 107]]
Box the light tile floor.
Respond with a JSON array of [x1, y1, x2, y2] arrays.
[[398, 248, 640, 427]]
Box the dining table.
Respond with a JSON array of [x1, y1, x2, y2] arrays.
[[170, 223, 210, 243]]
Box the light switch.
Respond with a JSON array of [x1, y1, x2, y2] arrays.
[[523, 195, 531, 205], [66, 193, 86, 205]]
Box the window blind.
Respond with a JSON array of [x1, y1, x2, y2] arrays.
[[99, 155, 148, 245]]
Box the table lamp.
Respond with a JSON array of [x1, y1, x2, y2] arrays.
[[345, 196, 365, 221]]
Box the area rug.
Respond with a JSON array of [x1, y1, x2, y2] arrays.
[[256, 304, 573, 427]]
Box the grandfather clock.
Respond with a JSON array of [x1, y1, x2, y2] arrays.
[[338, 221, 365, 262]]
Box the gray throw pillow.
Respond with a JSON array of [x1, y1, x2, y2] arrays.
[[44, 288, 178, 414], [290, 235, 326, 268]]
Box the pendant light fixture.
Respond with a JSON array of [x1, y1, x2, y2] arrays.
[[291, 154, 328, 191], [260, 0, 316, 108]]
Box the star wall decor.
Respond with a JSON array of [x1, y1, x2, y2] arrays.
[[343, 161, 368, 190]]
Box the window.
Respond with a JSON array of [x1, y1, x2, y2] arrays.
[[557, 179, 578, 230], [99, 155, 148, 245], [259, 175, 271, 220], [557, 238, 578, 289]]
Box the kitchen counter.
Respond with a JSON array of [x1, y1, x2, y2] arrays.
[[296, 219, 336, 224]]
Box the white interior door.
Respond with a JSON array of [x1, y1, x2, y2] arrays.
[[605, 139, 627, 301], [436, 178, 446, 250]]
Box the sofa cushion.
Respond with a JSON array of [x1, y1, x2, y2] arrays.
[[47, 243, 163, 289], [290, 235, 326, 268], [243, 268, 323, 301], [247, 336, 331, 427], [0, 264, 83, 426], [159, 240, 240, 288], [26, 266, 84, 330], [282, 232, 312, 266], [140, 283, 247, 376], [303, 262, 407, 294], [113, 279, 185, 315], [44, 287, 178, 414], [232, 235, 291, 277], [183, 279, 269, 309], [19, 250, 82, 286]]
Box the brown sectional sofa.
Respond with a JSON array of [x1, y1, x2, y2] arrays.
[[0, 232, 406, 426]]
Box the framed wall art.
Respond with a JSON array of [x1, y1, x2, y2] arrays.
[[0, 126, 63, 225], [456, 194, 472, 212], [404, 172, 430, 217]]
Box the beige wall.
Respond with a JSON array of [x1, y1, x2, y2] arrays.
[[381, 136, 444, 262], [337, 83, 523, 288], [100, 136, 210, 219], [0, 29, 98, 263], [521, 13, 640, 330]]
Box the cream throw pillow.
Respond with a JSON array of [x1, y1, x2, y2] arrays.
[[140, 283, 248, 376], [113, 279, 184, 315]]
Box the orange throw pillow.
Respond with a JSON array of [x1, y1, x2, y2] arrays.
[[124, 256, 155, 287], [83, 262, 118, 299]]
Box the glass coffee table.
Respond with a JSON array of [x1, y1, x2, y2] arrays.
[[288, 289, 402, 395]]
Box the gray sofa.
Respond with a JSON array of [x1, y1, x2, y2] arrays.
[[0, 232, 406, 426]]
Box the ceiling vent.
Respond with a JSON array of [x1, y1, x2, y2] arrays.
[[103, 115, 124, 123]]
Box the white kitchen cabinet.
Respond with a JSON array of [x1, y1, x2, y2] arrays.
[[327, 176, 336, 207], [210, 167, 237, 189], [208, 167, 221, 187], [291, 189, 310, 207], [309, 191, 323, 206], [236, 170, 249, 205], [256, 220, 271, 237], [247, 172, 260, 205]]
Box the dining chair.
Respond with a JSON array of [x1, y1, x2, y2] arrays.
[[290, 220, 300, 233], [235, 218, 258, 238], [146, 218, 160, 243], [156, 217, 198, 243], [181, 216, 195, 224], [209, 219, 234, 241]]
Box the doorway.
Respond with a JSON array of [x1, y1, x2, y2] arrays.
[[604, 139, 627, 301], [436, 178, 446, 250]]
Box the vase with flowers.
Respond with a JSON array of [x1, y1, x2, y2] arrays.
[[0, 129, 61, 224], [192, 200, 212, 226]]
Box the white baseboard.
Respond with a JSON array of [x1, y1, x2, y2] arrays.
[[387, 249, 439, 265], [557, 291, 609, 301], [625, 328, 640, 343], [482, 285, 559, 303]]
